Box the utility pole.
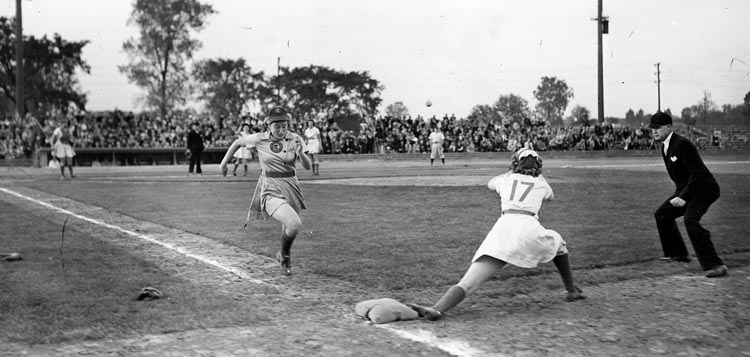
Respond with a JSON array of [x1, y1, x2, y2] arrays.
[[276, 57, 281, 101], [596, 0, 606, 123], [15, 0, 24, 119], [654, 63, 661, 112]]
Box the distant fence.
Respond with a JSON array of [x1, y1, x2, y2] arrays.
[[19, 145, 749, 168], [34, 147, 230, 168]]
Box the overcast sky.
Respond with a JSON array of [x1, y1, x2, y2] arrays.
[[2, 0, 749, 119]]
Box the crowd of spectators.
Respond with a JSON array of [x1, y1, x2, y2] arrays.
[[2, 109, 687, 161], [290, 113, 661, 155]]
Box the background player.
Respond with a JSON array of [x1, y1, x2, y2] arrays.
[[219, 107, 311, 276], [304, 119, 322, 175], [232, 123, 253, 176], [428, 126, 445, 166], [409, 148, 585, 320], [51, 120, 76, 179]]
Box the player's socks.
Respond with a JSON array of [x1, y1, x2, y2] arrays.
[[433, 285, 466, 314], [441, 158, 445, 165], [281, 231, 295, 257], [553, 254, 585, 301], [553, 254, 576, 291], [278, 231, 295, 276]]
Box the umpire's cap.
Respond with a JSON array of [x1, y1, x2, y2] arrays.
[[649, 112, 672, 129], [265, 107, 291, 124]]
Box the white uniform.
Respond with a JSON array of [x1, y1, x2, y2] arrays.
[[52, 127, 76, 159], [233, 132, 253, 160], [472, 172, 567, 268], [429, 131, 445, 159], [304, 127, 322, 154], [237, 131, 308, 220]]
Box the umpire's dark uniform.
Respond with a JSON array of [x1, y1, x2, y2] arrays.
[[651, 113, 724, 274], [187, 123, 204, 174]]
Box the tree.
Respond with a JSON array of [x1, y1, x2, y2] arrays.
[[468, 104, 500, 125], [681, 106, 698, 126], [624, 109, 636, 126], [385, 101, 409, 119], [533, 76, 573, 126], [272, 65, 383, 121], [192, 58, 267, 118], [570, 105, 591, 126], [493, 93, 530, 125], [635, 109, 646, 125], [119, 0, 215, 119], [0, 17, 89, 116]]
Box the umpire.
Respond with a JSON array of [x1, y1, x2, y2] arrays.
[[649, 112, 727, 278], [187, 122, 204, 175]]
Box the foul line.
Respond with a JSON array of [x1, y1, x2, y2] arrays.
[[376, 325, 490, 357], [0, 186, 270, 285]]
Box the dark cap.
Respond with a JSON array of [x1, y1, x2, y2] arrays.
[[649, 112, 672, 129], [265, 107, 291, 124]]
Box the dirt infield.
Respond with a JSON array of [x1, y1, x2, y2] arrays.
[[2, 156, 750, 356]]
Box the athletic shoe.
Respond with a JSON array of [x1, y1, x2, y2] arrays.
[[276, 250, 292, 276], [704, 265, 728, 278], [406, 303, 442, 321], [565, 286, 586, 302]]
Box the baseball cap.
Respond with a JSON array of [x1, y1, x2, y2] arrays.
[[649, 112, 672, 129], [266, 107, 291, 124]]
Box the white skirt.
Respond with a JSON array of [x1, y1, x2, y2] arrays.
[[307, 138, 321, 154], [53, 141, 76, 158], [233, 146, 253, 160], [472, 214, 566, 268]]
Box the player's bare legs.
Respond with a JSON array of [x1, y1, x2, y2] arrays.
[[553, 254, 585, 301], [270, 204, 302, 276], [410, 256, 505, 320]]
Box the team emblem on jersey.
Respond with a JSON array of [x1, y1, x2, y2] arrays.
[[270, 141, 283, 153]]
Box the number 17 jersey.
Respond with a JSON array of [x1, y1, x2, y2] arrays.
[[489, 172, 553, 216]]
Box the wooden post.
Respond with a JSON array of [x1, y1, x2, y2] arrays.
[[15, 0, 24, 119]]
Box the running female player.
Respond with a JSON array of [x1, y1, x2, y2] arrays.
[[220, 107, 312, 276], [409, 148, 585, 320]]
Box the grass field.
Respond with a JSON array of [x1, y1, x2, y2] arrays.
[[1, 154, 749, 355]]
